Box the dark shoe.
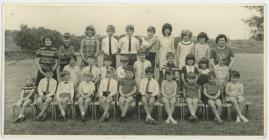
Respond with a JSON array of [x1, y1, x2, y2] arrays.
[[34, 115, 42, 121], [149, 119, 157, 125], [13, 118, 21, 123], [99, 116, 105, 122], [19, 116, 26, 123], [188, 116, 194, 122], [62, 115, 66, 122], [40, 114, 47, 122], [119, 116, 124, 122], [81, 115, 86, 122]]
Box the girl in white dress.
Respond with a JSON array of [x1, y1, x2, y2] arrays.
[[158, 23, 175, 71], [176, 30, 195, 70]]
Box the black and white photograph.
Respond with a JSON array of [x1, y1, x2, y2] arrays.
[[2, 3, 266, 136]]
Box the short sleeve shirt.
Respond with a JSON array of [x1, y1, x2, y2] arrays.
[[120, 78, 136, 94], [36, 46, 58, 70], [210, 46, 234, 66], [204, 83, 220, 96]]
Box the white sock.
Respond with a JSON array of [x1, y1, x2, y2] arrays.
[[61, 111, 66, 116], [81, 112, 85, 116]]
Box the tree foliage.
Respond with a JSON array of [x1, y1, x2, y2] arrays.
[[14, 24, 64, 52], [243, 6, 264, 41]]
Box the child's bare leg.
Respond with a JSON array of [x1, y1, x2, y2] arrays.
[[186, 98, 194, 116], [192, 98, 199, 116], [36, 97, 43, 112], [142, 96, 151, 119], [118, 97, 125, 112], [39, 97, 52, 116], [99, 96, 106, 111], [18, 99, 31, 118], [237, 96, 245, 113], [122, 97, 133, 117], [208, 100, 221, 121], [84, 98, 92, 112], [16, 99, 23, 111], [215, 99, 222, 116], [148, 97, 156, 115], [78, 97, 85, 116], [103, 96, 113, 118], [170, 97, 176, 115], [58, 98, 66, 116], [228, 97, 248, 122], [163, 98, 171, 117]]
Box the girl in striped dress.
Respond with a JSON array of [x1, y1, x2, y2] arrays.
[[194, 32, 210, 65]]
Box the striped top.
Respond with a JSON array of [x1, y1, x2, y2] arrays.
[[22, 84, 36, 98], [36, 46, 58, 70]]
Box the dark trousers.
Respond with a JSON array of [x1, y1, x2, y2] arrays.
[[122, 54, 137, 65], [35, 68, 57, 86], [146, 52, 156, 67]]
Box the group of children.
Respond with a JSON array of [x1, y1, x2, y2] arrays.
[[13, 23, 248, 125]]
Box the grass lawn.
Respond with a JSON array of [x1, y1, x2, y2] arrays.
[[3, 53, 264, 135]]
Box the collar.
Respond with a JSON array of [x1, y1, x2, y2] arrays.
[[180, 41, 192, 45]]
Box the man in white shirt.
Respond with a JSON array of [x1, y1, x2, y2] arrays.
[[35, 68, 57, 121], [56, 71, 74, 121], [101, 25, 119, 68], [119, 25, 140, 65], [139, 67, 159, 124], [98, 69, 118, 122]]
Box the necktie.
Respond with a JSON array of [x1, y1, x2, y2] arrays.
[[146, 79, 150, 93], [141, 62, 145, 78], [106, 78, 110, 92], [45, 79, 50, 95], [128, 37, 131, 52], [109, 37, 112, 55]]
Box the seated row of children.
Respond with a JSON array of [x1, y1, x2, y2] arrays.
[[13, 51, 248, 124]]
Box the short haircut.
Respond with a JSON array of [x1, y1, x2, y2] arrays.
[[68, 54, 77, 62], [137, 48, 146, 55], [125, 25, 134, 32], [198, 57, 209, 68], [42, 33, 54, 43], [63, 32, 72, 39], [185, 54, 195, 65], [44, 67, 53, 73], [162, 23, 172, 36], [145, 67, 154, 74], [87, 55, 95, 60], [187, 72, 196, 79], [103, 54, 112, 61], [230, 70, 240, 78], [106, 68, 114, 74], [181, 30, 192, 38], [216, 34, 228, 43], [197, 32, 209, 42], [166, 52, 175, 59], [60, 70, 70, 78], [85, 25, 96, 35], [165, 70, 174, 76], [147, 26, 156, 34], [217, 55, 227, 62], [207, 71, 216, 78], [106, 25, 115, 33], [120, 55, 129, 62], [125, 65, 134, 72]]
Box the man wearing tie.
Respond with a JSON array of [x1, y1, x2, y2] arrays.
[[35, 68, 57, 121], [101, 25, 119, 68], [139, 67, 159, 124], [98, 69, 118, 122], [119, 25, 140, 65]]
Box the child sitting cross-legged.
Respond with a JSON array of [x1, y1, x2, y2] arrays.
[[118, 66, 137, 122]]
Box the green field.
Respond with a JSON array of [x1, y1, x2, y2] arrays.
[[3, 53, 264, 135]]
